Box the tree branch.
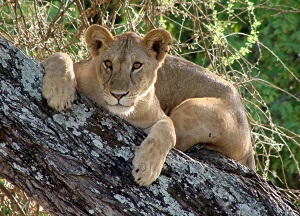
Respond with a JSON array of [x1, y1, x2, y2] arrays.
[[0, 37, 298, 215]]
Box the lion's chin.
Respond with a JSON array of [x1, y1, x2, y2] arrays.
[[107, 104, 135, 117]]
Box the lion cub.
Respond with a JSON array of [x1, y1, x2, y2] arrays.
[[42, 25, 255, 186]]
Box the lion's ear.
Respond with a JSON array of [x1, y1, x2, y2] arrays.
[[141, 29, 172, 62], [85, 25, 114, 57]]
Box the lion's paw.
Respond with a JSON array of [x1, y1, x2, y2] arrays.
[[132, 139, 167, 186], [42, 53, 76, 112], [42, 76, 76, 112]]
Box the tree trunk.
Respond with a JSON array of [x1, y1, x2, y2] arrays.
[[0, 37, 299, 216]]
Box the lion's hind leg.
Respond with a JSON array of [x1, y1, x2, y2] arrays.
[[42, 52, 76, 111], [169, 97, 255, 169]]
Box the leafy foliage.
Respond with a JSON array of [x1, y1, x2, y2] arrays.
[[0, 179, 47, 215], [0, 0, 299, 213]]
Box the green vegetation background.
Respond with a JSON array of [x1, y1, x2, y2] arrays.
[[252, 0, 299, 189]]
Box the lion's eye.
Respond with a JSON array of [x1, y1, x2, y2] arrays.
[[132, 62, 143, 72], [103, 60, 113, 70]]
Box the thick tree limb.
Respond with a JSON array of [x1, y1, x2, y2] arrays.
[[0, 37, 299, 215]]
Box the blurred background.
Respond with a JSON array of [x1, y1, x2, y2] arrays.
[[0, 0, 299, 214]]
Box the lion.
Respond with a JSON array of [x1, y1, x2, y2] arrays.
[[42, 25, 255, 186]]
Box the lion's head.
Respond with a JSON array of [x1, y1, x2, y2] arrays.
[[84, 25, 172, 116]]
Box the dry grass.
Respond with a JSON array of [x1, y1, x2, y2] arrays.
[[0, 0, 299, 214]]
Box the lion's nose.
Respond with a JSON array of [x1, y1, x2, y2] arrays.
[[110, 91, 129, 101]]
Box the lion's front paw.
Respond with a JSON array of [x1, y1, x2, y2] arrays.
[[42, 76, 76, 112], [132, 138, 167, 186], [42, 53, 76, 112]]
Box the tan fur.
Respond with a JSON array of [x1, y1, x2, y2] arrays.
[[42, 25, 255, 186]]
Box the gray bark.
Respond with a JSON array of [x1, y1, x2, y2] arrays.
[[0, 37, 299, 216]]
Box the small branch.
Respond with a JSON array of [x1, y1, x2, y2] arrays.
[[0, 183, 26, 216]]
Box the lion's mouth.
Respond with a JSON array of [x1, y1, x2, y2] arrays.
[[106, 100, 134, 108], [103, 92, 137, 117], [106, 103, 135, 117]]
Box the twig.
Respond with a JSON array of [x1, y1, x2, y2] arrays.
[[0, 183, 26, 216]]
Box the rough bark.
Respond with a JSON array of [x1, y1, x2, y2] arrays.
[[0, 37, 299, 216]]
